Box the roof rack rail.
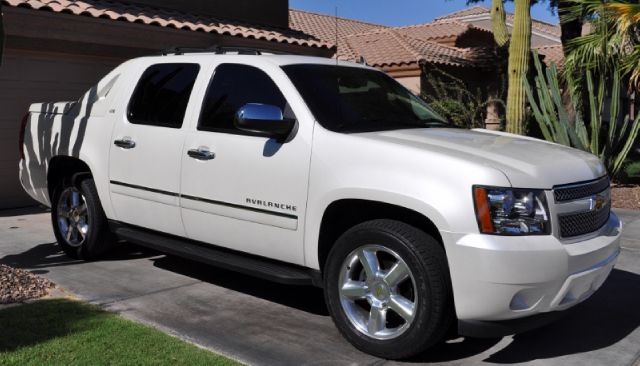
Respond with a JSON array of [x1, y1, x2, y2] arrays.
[[160, 45, 295, 56]]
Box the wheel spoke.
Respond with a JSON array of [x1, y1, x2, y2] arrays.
[[367, 306, 387, 334], [71, 190, 81, 208], [357, 248, 380, 279], [384, 261, 410, 287], [389, 294, 415, 322], [65, 224, 74, 241], [340, 280, 368, 299], [77, 203, 87, 216], [76, 223, 88, 239]]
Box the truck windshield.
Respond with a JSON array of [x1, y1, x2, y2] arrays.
[[282, 64, 449, 133]]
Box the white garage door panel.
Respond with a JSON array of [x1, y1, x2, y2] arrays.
[[0, 48, 122, 209]]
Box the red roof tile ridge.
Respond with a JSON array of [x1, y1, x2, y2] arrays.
[[386, 29, 423, 62], [394, 19, 470, 31], [289, 8, 387, 28], [342, 26, 396, 39], [434, 6, 490, 21]]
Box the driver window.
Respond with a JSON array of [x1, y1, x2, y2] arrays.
[[198, 64, 291, 135]]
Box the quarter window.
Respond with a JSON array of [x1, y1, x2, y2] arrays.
[[128, 63, 200, 128], [199, 64, 289, 134]]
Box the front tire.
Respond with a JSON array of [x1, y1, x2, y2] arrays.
[[324, 219, 453, 359], [51, 177, 115, 260]]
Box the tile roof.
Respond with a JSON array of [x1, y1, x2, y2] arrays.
[[394, 20, 488, 41], [434, 6, 491, 21], [2, 0, 332, 49], [536, 44, 564, 66], [339, 28, 478, 68], [434, 5, 561, 39], [288, 9, 384, 44]]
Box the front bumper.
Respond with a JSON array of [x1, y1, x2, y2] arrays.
[[443, 212, 621, 328]]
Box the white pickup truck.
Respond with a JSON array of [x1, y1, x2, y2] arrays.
[[19, 48, 621, 359]]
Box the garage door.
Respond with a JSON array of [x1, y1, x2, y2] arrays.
[[0, 48, 122, 209]]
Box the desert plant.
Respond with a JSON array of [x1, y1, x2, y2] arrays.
[[526, 51, 640, 178], [563, 0, 640, 93], [491, 0, 510, 47], [505, 0, 533, 135], [421, 68, 504, 129]]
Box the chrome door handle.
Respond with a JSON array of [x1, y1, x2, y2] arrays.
[[113, 138, 136, 149], [187, 148, 215, 160]]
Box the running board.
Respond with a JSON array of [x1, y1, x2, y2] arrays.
[[110, 222, 321, 287]]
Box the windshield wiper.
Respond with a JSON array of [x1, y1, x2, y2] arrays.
[[420, 119, 456, 128]]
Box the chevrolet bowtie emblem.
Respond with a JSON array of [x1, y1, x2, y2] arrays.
[[589, 192, 608, 211]]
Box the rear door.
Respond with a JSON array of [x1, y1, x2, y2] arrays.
[[109, 62, 200, 236], [179, 62, 314, 265]]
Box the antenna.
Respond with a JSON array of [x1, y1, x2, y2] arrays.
[[335, 6, 338, 65]]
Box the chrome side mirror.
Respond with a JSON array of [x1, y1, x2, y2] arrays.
[[234, 103, 294, 141]]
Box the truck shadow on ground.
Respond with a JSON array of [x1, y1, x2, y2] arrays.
[[0, 242, 158, 272], [151, 255, 329, 316], [475, 268, 640, 364], [152, 252, 640, 364]]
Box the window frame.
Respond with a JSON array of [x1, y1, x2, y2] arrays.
[[126, 62, 201, 129], [196, 63, 293, 137]]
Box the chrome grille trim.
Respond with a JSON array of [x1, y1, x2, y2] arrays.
[[553, 176, 610, 202]]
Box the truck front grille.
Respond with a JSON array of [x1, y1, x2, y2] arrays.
[[554, 176, 610, 202], [558, 201, 611, 237]]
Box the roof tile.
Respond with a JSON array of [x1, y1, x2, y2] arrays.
[[288, 9, 384, 44], [536, 44, 564, 66], [340, 28, 477, 68], [2, 0, 333, 49]]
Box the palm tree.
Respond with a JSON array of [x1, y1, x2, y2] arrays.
[[563, 0, 640, 93]]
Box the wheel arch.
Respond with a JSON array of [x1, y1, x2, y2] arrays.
[[316, 198, 444, 274], [47, 156, 93, 199]]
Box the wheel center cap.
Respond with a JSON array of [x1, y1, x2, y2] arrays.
[[372, 282, 390, 301]]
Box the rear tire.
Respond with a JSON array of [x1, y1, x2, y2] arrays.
[[324, 219, 453, 359], [51, 177, 115, 260]]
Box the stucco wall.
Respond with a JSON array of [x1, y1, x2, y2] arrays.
[[395, 76, 421, 95]]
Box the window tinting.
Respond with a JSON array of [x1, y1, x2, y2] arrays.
[[128, 63, 200, 128], [282, 64, 448, 133], [199, 64, 288, 133]]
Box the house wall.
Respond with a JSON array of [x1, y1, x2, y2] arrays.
[[0, 49, 121, 209], [130, 0, 289, 28], [396, 76, 421, 95]]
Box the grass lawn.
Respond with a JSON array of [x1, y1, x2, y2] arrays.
[[0, 299, 239, 366]]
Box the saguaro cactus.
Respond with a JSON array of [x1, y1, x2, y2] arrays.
[[491, 0, 510, 47], [505, 0, 532, 134]]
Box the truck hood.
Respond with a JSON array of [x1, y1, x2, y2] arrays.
[[357, 128, 606, 188]]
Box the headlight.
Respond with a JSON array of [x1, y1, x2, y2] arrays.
[[473, 186, 550, 235]]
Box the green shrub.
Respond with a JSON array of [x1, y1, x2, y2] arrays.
[[421, 68, 504, 129]]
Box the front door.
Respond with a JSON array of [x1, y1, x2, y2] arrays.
[[109, 62, 200, 236], [180, 62, 313, 265]]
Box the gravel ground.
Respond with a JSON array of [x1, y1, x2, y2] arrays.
[[0, 264, 55, 304], [612, 185, 640, 210]]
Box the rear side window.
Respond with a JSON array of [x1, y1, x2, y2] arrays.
[[128, 63, 200, 128], [199, 64, 288, 134]]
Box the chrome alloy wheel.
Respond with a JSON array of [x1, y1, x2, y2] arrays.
[[56, 187, 90, 248], [338, 245, 418, 340]]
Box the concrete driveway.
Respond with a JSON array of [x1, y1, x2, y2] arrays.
[[1, 207, 639, 366]]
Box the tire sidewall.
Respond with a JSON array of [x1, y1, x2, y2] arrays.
[[324, 221, 450, 358], [51, 177, 110, 260]]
